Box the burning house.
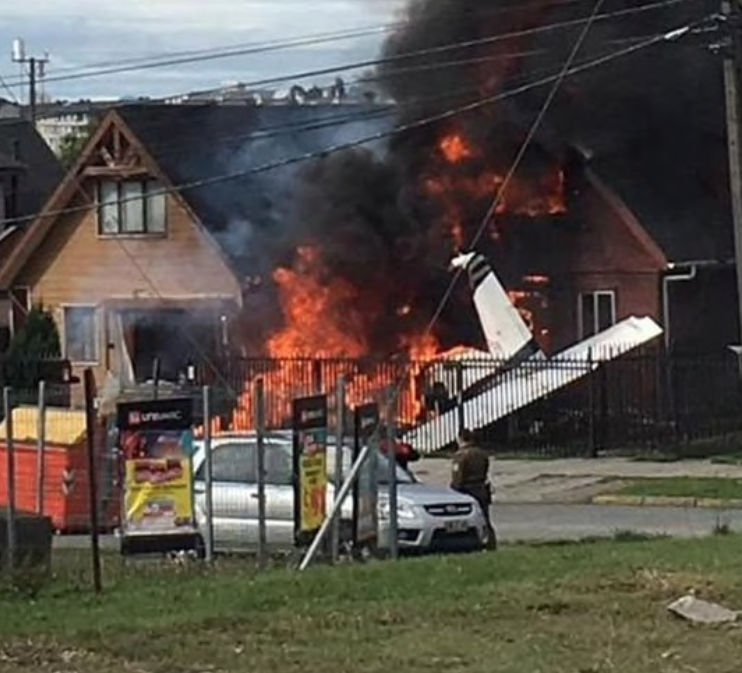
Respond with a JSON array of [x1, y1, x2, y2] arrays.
[[0, 0, 733, 438]]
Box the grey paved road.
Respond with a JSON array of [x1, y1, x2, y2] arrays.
[[492, 503, 741, 542], [52, 504, 742, 551]]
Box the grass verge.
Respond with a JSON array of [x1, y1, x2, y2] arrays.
[[615, 477, 742, 501], [2, 536, 742, 672]]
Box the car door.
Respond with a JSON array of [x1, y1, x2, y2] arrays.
[[199, 441, 258, 551], [263, 441, 295, 548]]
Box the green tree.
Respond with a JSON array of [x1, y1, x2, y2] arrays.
[[4, 304, 62, 390]]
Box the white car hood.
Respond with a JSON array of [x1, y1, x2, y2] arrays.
[[394, 482, 477, 506]]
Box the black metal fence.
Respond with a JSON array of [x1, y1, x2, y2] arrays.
[[2, 350, 741, 457], [215, 350, 742, 457]]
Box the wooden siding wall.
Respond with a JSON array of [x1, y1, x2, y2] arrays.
[[14, 182, 242, 392]]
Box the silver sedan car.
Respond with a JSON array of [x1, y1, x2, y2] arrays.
[[190, 432, 488, 554]]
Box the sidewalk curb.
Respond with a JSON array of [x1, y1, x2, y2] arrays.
[[591, 494, 742, 509]]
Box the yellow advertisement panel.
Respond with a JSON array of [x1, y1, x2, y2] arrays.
[[124, 457, 195, 533], [300, 451, 327, 534]]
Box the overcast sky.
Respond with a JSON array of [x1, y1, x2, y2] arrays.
[[0, 0, 404, 101]]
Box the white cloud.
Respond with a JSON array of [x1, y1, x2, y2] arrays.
[[0, 0, 402, 99]]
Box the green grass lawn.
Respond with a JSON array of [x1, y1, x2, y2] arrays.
[[2, 535, 742, 672], [616, 477, 742, 500]]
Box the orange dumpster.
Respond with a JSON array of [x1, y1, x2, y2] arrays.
[[0, 406, 120, 533]]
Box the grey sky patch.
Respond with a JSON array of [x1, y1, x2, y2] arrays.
[[0, 0, 400, 100]]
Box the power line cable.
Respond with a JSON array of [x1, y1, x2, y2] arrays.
[[0, 0, 618, 85], [94, 0, 626, 416], [1, 16, 707, 229], [5, 0, 697, 92], [0, 75, 19, 104], [24, 0, 701, 154], [369, 0, 609, 451], [81, 53, 559, 162]]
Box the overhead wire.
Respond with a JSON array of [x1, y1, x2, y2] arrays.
[[0, 0, 635, 86], [2, 10, 710, 419], [14, 0, 705, 167], [0, 16, 708, 230], [367, 4, 697, 443], [0, 75, 19, 105], [6, 0, 698, 95], [82, 1, 685, 415]]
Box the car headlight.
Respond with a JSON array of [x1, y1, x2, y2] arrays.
[[378, 501, 417, 521]]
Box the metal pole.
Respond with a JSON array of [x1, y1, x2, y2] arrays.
[[330, 376, 345, 563], [36, 380, 46, 515], [152, 357, 161, 401], [83, 369, 102, 593], [255, 378, 268, 568], [386, 392, 399, 561], [29, 57, 36, 124], [722, 0, 742, 343], [202, 386, 215, 563], [299, 444, 375, 571], [3, 387, 16, 573], [456, 362, 465, 435], [587, 348, 597, 458]]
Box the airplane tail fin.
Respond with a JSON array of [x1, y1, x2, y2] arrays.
[[450, 251, 541, 364]]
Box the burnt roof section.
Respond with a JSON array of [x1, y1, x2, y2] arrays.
[[115, 102, 393, 272], [0, 117, 64, 222], [587, 132, 733, 265]]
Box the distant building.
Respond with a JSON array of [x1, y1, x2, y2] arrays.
[[0, 98, 21, 120], [31, 100, 117, 155]]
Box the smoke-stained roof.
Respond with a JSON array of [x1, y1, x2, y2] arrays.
[[588, 134, 733, 265], [115, 103, 394, 272]]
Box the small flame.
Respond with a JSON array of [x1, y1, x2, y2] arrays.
[[439, 134, 473, 164]]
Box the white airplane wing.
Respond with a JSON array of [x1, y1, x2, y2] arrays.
[[404, 315, 663, 453]]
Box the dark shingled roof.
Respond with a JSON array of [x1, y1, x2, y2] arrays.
[[588, 134, 733, 265], [0, 117, 64, 223], [114, 103, 394, 272]]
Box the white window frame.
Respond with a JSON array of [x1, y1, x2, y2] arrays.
[[61, 304, 100, 365], [96, 179, 167, 237], [577, 290, 617, 340]]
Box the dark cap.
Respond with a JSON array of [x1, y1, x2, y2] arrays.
[[458, 428, 474, 443]]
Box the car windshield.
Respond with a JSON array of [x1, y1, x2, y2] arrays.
[[325, 442, 416, 485]]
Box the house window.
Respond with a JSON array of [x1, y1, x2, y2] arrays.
[[96, 179, 167, 236], [63, 306, 98, 363], [578, 290, 617, 339]]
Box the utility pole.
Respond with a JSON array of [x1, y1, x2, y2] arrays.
[[721, 1, 742, 343], [11, 38, 48, 123]]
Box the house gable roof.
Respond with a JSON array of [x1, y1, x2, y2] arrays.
[[0, 108, 246, 289], [0, 118, 64, 222], [586, 134, 733, 266], [0, 118, 64, 286], [113, 103, 393, 272], [0, 102, 393, 287]]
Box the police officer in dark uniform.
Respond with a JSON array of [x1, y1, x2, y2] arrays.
[[450, 428, 497, 550]]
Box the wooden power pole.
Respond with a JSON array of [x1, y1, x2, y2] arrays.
[[722, 0, 742, 342]]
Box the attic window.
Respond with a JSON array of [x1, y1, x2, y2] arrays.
[[96, 179, 167, 236]]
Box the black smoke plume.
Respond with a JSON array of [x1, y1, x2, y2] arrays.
[[262, 0, 725, 356]]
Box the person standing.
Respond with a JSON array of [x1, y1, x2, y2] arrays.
[[450, 429, 497, 550]]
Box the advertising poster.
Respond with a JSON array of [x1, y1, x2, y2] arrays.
[[116, 398, 196, 541], [353, 403, 380, 548], [292, 395, 328, 546]]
